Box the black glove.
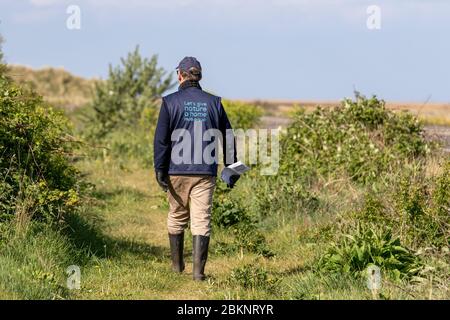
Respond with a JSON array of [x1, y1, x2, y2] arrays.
[[227, 174, 240, 189], [155, 170, 169, 192]]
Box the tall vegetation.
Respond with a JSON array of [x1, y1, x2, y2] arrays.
[[0, 37, 88, 299], [280, 93, 429, 184], [238, 94, 449, 297], [86, 46, 174, 138], [221, 100, 263, 129], [0, 66, 81, 224], [81, 46, 175, 168]]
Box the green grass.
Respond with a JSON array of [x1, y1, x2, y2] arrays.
[[0, 223, 72, 299], [1, 151, 448, 300], [66, 159, 310, 299], [2, 156, 449, 299]]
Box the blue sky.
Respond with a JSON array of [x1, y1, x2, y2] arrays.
[[1, 0, 450, 102]]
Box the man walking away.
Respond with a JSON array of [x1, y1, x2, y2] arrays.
[[153, 57, 238, 281]]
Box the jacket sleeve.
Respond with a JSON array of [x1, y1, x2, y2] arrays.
[[153, 99, 171, 172], [218, 100, 237, 167]]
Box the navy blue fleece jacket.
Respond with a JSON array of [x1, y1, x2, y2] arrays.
[[153, 81, 237, 176]]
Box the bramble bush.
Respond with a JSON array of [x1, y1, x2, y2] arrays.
[[280, 93, 430, 184], [0, 72, 81, 223]]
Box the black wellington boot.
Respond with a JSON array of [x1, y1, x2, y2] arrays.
[[192, 235, 210, 281], [169, 233, 185, 273]]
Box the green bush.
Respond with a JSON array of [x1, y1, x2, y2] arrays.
[[315, 160, 448, 286], [212, 182, 253, 227], [0, 75, 81, 222], [86, 46, 174, 138], [81, 47, 174, 166], [222, 100, 263, 130], [280, 94, 430, 184]]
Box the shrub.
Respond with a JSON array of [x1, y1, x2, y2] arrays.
[[0, 74, 81, 222], [280, 94, 430, 184], [222, 100, 263, 130], [86, 46, 174, 138]]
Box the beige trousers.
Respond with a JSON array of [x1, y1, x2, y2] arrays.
[[167, 175, 216, 236]]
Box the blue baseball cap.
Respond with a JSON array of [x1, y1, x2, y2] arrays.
[[176, 56, 202, 73]]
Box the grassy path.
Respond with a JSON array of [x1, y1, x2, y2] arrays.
[[70, 160, 307, 300], [70, 156, 432, 300]]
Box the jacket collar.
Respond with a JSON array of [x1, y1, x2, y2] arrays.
[[178, 80, 202, 91]]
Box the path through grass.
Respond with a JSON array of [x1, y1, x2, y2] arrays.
[[70, 160, 308, 300]]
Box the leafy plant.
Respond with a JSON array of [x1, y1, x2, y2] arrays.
[[212, 182, 253, 227], [432, 160, 450, 220], [0, 74, 82, 222], [319, 223, 422, 281], [229, 264, 280, 293], [280, 94, 430, 184]]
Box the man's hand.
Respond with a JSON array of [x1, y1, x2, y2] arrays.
[[156, 170, 169, 192], [227, 174, 240, 189]]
